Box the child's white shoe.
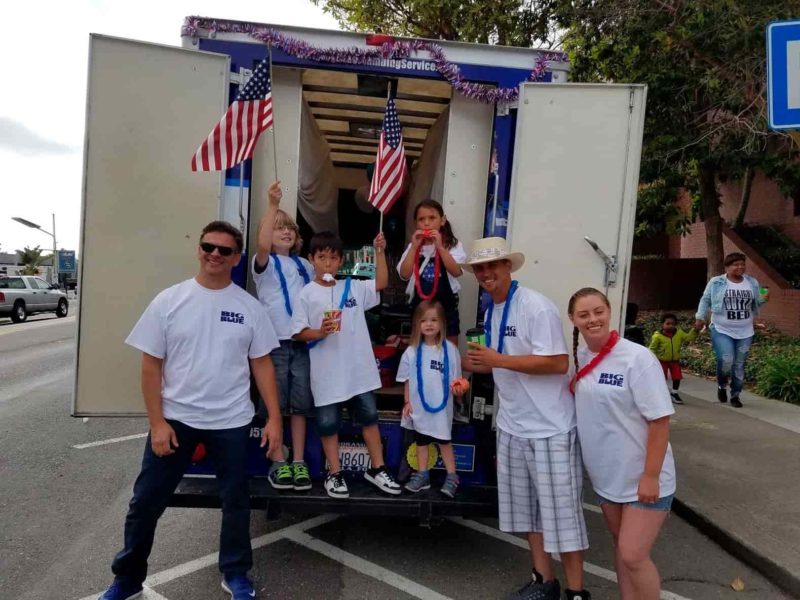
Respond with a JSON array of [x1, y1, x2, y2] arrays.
[[365, 466, 402, 495], [324, 471, 349, 499]]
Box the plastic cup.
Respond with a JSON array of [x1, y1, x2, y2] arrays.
[[759, 286, 769, 295], [324, 309, 342, 332], [466, 327, 485, 346]]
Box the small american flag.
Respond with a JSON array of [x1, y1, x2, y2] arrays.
[[368, 98, 407, 213], [191, 58, 274, 172]]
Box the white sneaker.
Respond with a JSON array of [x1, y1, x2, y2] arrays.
[[364, 466, 401, 495], [324, 471, 349, 499]]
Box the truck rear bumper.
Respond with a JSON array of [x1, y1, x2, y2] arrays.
[[172, 476, 498, 520]]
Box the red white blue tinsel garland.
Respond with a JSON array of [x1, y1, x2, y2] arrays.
[[182, 17, 566, 105]]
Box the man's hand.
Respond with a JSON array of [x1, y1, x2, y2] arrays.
[[150, 420, 178, 457], [466, 342, 502, 369], [260, 417, 283, 457], [267, 180, 282, 207], [637, 474, 660, 504]]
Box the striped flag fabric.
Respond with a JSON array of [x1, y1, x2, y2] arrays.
[[368, 98, 408, 213], [191, 58, 274, 172]]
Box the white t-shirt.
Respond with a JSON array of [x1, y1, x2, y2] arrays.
[[252, 254, 314, 340], [125, 279, 280, 430], [488, 286, 575, 439], [711, 279, 755, 339], [397, 341, 462, 441], [397, 241, 467, 295], [291, 279, 381, 406], [575, 338, 676, 503]]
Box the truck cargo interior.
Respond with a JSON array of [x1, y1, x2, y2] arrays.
[[290, 67, 460, 412]]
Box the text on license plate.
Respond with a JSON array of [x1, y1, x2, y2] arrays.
[[330, 442, 373, 472]]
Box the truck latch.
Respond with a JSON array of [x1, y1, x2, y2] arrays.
[[584, 236, 618, 287]]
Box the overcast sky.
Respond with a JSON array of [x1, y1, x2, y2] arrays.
[[0, 1, 338, 257]]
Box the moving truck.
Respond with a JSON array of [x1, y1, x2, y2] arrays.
[[73, 17, 646, 521]]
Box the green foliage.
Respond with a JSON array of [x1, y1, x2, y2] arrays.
[[635, 179, 691, 238], [638, 310, 800, 403], [736, 225, 800, 288], [16, 245, 45, 268]]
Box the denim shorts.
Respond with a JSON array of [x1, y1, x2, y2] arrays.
[[315, 391, 379, 437], [597, 493, 674, 512], [267, 340, 313, 416]]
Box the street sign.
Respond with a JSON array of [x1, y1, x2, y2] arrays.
[[767, 20, 800, 130], [58, 250, 76, 273]]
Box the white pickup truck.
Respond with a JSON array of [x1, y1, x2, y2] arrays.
[[0, 275, 69, 323]]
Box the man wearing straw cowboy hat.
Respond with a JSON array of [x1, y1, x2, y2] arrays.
[[463, 237, 590, 600]]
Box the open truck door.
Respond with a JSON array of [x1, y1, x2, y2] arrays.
[[73, 35, 229, 416], [506, 83, 647, 339]]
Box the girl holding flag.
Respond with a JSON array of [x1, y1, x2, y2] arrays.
[[252, 180, 315, 491], [397, 300, 469, 497], [397, 200, 466, 345], [568, 287, 676, 600]]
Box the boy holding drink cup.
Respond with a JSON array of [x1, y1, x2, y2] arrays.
[[292, 231, 402, 499]]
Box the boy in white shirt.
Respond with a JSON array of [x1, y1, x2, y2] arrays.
[[291, 231, 401, 499]]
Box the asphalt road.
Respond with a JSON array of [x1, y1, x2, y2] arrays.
[[0, 316, 791, 600]]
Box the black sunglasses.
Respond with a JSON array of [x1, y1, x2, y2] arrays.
[[199, 242, 236, 257]]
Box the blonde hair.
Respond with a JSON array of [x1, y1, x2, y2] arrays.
[[409, 300, 447, 347], [567, 287, 611, 372], [274, 209, 302, 254]]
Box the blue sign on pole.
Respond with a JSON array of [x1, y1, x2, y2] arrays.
[[767, 20, 800, 130], [58, 250, 76, 273]]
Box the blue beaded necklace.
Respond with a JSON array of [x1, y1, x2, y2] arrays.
[[271, 253, 310, 316], [416, 339, 450, 413], [484, 280, 519, 354]]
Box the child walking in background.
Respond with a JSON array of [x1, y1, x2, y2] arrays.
[[648, 313, 697, 405], [252, 180, 315, 491], [292, 231, 401, 499], [397, 300, 467, 498], [398, 199, 466, 345]]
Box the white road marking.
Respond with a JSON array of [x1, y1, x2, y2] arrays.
[[282, 528, 453, 600], [72, 432, 148, 449], [77, 515, 338, 600], [0, 314, 76, 335], [447, 517, 694, 600], [142, 586, 171, 600]]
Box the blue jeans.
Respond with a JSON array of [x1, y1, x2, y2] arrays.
[[111, 420, 251, 585], [263, 340, 312, 417], [710, 326, 753, 396], [316, 392, 379, 437]]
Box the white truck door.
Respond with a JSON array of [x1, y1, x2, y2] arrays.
[[73, 35, 229, 416], [506, 83, 646, 338]]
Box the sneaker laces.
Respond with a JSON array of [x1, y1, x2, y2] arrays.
[[293, 462, 309, 478], [377, 466, 397, 484], [275, 463, 292, 478], [329, 471, 345, 487]]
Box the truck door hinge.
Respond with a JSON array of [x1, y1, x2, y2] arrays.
[[584, 236, 618, 287]]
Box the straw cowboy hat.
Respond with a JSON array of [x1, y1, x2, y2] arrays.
[[460, 237, 525, 273]]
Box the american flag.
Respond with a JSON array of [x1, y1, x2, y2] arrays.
[[368, 98, 407, 213], [191, 58, 274, 172]]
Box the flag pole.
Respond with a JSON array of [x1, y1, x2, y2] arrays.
[[268, 42, 279, 182]]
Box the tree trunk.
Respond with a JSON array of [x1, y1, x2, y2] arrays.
[[732, 165, 754, 230], [699, 166, 724, 278]]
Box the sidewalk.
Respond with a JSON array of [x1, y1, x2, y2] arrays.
[[671, 375, 800, 597]]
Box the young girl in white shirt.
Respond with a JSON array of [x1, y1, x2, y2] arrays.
[[397, 300, 468, 497], [568, 287, 676, 600], [397, 200, 466, 346]]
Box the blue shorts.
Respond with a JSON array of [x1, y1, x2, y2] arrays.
[[597, 493, 674, 512], [315, 392, 379, 437], [260, 340, 312, 417]]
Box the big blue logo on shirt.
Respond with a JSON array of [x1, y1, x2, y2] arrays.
[[504, 325, 517, 337], [598, 372, 624, 387], [220, 310, 244, 324], [344, 298, 358, 308], [430, 359, 444, 373]]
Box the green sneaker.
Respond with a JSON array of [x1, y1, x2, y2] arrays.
[[268, 462, 293, 490], [292, 461, 312, 491]]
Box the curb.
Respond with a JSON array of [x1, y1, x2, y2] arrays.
[[672, 496, 800, 598]]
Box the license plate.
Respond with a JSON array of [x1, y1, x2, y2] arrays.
[[330, 442, 373, 472]]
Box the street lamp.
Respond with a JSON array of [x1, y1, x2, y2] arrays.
[[11, 214, 58, 285]]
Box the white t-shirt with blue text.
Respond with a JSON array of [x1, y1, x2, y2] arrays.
[[291, 279, 381, 407], [252, 254, 314, 340], [576, 338, 676, 503], [125, 278, 279, 429], [397, 341, 462, 441]]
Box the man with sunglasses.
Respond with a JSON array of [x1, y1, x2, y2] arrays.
[[98, 221, 282, 600]]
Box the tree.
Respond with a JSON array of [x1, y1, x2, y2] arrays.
[[548, 0, 800, 277], [16, 245, 46, 276], [311, 0, 557, 47]]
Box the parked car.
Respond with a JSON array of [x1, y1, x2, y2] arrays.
[[0, 276, 69, 323]]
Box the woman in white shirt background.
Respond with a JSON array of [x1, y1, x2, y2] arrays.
[[568, 287, 676, 600]]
